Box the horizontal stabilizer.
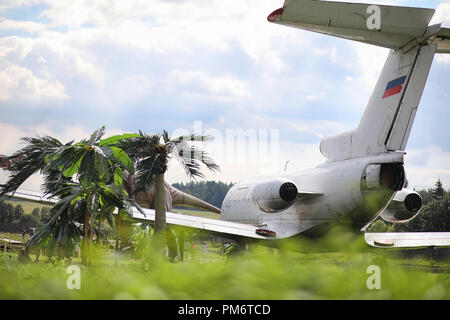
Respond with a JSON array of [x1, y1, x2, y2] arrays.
[[365, 232, 450, 248], [268, 0, 435, 49]]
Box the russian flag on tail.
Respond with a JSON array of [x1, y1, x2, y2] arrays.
[[382, 75, 407, 99]]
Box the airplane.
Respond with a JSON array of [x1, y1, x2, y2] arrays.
[[2, 0, 450, 250]]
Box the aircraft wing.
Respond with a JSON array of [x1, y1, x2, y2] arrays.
[[3, 188, 268, 241], [4, 188, 57, 206], [6, 189, 450, 245], [365, 232, 450, 248], [130, 207, 268, 240]]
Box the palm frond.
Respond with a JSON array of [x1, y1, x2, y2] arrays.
[[168, 136, 220, 180], [0, 136, 64, 196], [87, 126, 106, 145], [26, 190, 80, 249]]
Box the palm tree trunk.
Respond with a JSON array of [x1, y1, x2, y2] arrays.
[[152, 173, 166, 253], [82, 197, 90, 265], [97, 218, 101, 245], [115, 214, 120, 252], [90, 212, 95, 242], [154, 173, 166, 233]]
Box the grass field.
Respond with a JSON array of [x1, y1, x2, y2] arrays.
[[0, 232, 30, 243], [0, 230, 448, 300], [3, 199, 51, 215], [0, 200, 448, 300]]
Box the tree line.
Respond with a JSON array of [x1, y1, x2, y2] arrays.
[[0, 201, 52, 234], [171, 181, 234, 208]]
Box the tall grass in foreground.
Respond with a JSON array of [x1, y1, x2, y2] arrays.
[[0, 229, 449, 300]]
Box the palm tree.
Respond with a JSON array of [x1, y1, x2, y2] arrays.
[[1, 127, 219, 260], [1, 127, 139, 264], [118, 130, 219, 252]]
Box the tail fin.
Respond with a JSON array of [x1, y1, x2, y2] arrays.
[[352, 42, 437, 158], [268, 0, 450, 162]]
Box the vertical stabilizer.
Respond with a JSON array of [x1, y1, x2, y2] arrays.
[[268, 0, 448, 162], [320, 43, 437, 161], [353, 43, 437, 157]]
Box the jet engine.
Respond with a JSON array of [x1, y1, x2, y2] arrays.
[[379, 188, 423, 223], [252, 178, 298, 213]]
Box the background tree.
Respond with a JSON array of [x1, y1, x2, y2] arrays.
[[171, 181, 234, 208], [31, 208, 40, 220], [13, 205, 24, 221], [432, 179, 445, 199], [0, 200, 6, 223], [417, 188, 433, 205], [40, 207, 52, 224], [5, 203, 13, 223], [119, 131, 219, 253]]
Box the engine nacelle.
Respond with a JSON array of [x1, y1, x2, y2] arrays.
[[380, 188, 423, 223], [252, 178, 298, 213]]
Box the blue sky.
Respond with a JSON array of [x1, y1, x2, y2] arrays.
[[0, 0, 449, 190]]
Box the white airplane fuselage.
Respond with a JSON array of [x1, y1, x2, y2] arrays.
[[221, 152, 406, 238]]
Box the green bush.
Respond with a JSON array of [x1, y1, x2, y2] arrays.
[[1, 229, 448, 300]]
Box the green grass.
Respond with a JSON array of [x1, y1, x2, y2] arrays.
[[0, 234, 448, 300], [0, 232, 30, 243]]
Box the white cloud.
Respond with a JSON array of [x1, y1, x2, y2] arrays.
[[0, 33, 102, 86], [405, 145, 450, 189], [0, 19, 46, 34], [0, 0, 303, 110], [117, 74, 153, 102], [306, 92, 326, 101], [0, 65, 68, 102], [349, 42, 389, 89], [313, 47, 338, 63], [432, 2, 450, 64], [167, 70, 249, 101], [436, 54, 450, 64], [431, 2, 450, 27], [292, 119, 353, 139], [0, 0, 41, 12]]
